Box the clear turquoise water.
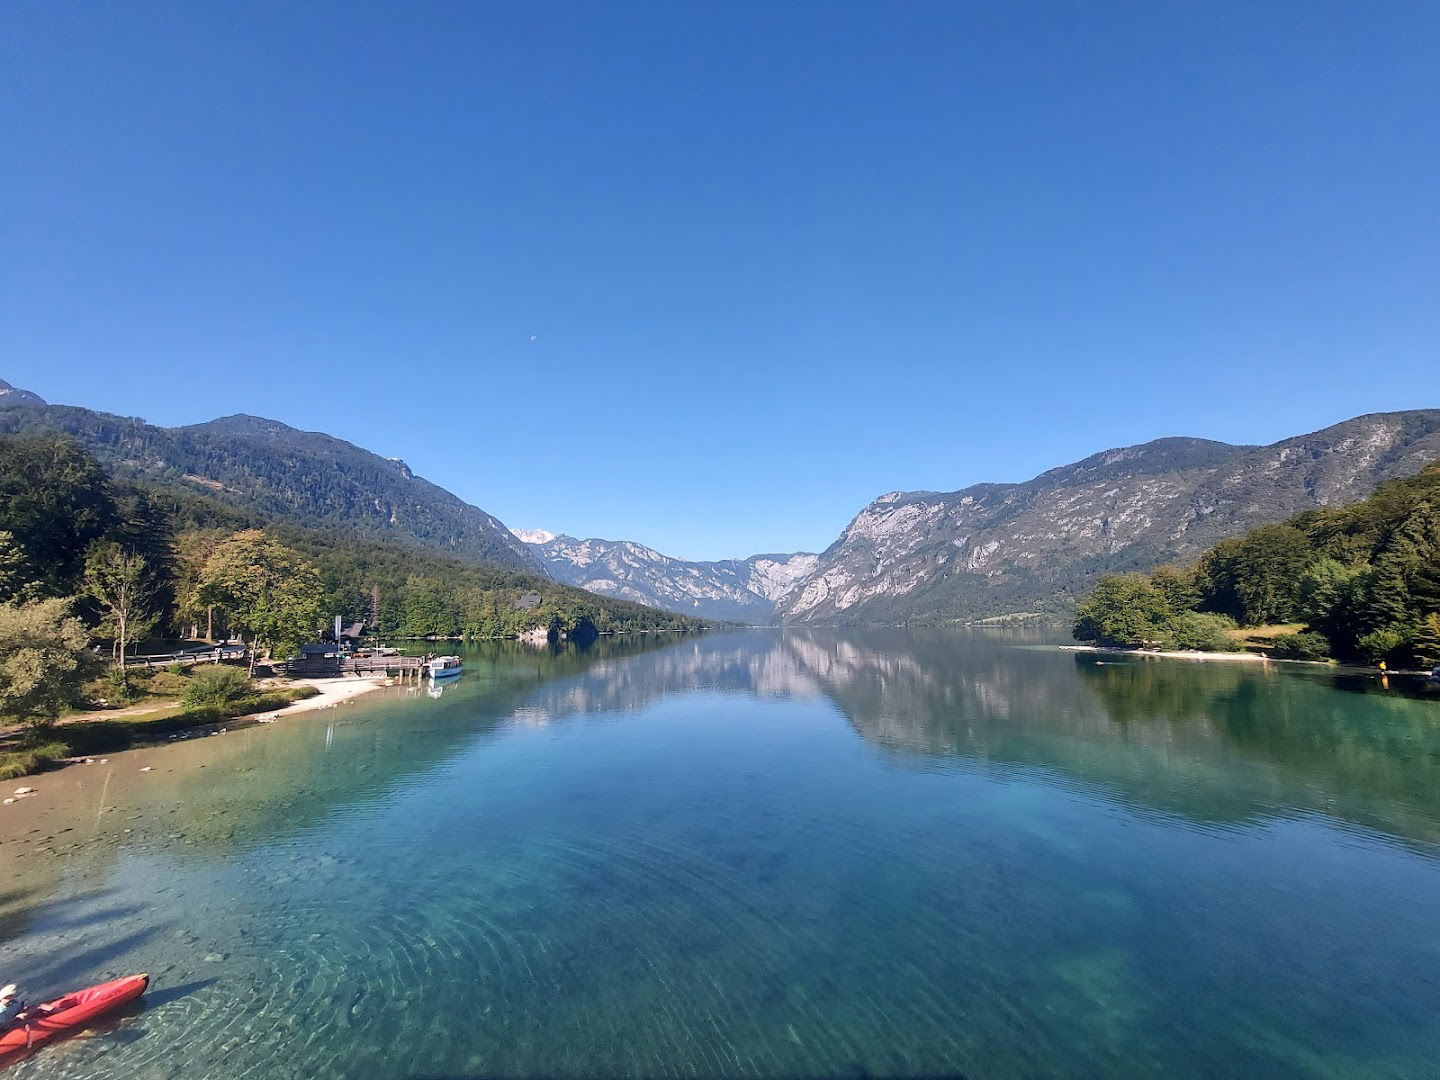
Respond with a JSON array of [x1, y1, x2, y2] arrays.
[[4, 628, 1440, 1078]]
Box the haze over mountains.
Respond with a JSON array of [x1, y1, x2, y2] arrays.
[[2, 380, 1437, 625]]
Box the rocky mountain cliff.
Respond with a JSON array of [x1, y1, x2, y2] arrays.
[[777, 410, 1440, 624], [518, 532, 818, 622], [0, 379, 46, 408], [0, 393, 543, 573]]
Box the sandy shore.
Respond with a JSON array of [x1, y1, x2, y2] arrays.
[[1059, 644, 1430, 677], [0, 675, 399, 848], [1, 676, 386, 795], [1061, 644, 1279, 664], [254, 675, 387, 720]]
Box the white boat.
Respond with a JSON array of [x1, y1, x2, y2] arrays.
[[425, 655, 464, 680]]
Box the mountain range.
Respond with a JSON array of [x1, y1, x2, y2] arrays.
[[777, 411, 1440, 623], [2, 379, 1437, 625], [515, 532, 817, 622]]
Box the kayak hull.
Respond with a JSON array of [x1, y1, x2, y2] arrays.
[[0, 974, 148, 1058]]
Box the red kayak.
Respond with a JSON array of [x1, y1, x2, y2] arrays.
[[0, 974, 149, 1058]]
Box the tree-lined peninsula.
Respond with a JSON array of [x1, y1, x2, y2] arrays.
[[1073, 461, 1440, 668]]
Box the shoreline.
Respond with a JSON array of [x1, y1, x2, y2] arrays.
[[1061, 644, 1284, 664], [251, 675, 387, 721], [1059, 644, 1430, 678], [3, 675, 387, 787], [0, 675, 392, 846]]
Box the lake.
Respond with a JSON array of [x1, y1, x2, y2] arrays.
[[3, 628, 1440, 1079]]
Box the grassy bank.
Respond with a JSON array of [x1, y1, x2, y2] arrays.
[[1222, 623, 1309, 654], [0, 686, 319, 781]]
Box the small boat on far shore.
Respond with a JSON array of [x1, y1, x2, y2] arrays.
[[424, 655, 463, 680]]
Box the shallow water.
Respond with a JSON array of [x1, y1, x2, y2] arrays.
[[3, 628, 1440, 1078]]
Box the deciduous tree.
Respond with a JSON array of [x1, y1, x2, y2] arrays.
[[0, 598, 92, 725], [1073, 574, 1174, 647], [84, 541, 157, 680], [199, 530, 325, 673]]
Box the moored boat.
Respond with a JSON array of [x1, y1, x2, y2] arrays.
[[0, 974, 149, 1061], [424, 655, 463, 680]]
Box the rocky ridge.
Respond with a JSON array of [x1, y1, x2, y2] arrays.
[[516, 532, 818, 622], [776, 410, 1440, 624]]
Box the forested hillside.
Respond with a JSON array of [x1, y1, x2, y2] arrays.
[[0, 397, 542, 573], [0, 433, 704, 654], [1073, 460, 1440, 667]]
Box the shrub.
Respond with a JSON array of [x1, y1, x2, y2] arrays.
[[1171, 612, 1242, 652], [100, 665, 137, 705], [1357, 628, 1408, 666], [1270, 631, 1331, 661], [145, 668, 191, 696], [0, 740, 70, 780], [184, 665, 253, 708]]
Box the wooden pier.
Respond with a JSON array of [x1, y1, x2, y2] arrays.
[[282, 655, 428, 678]]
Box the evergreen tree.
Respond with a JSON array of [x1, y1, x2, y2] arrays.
[[0, 434, 117, 595], [0, 532, 26, 604], [1412, 614, 1440, 669]]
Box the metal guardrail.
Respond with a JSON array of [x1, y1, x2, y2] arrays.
[[123, 645, 249, 669]]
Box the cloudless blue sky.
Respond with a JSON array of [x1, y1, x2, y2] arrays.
[[4, 1, 1438, 560]]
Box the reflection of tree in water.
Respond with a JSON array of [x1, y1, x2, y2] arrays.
[[155, 634, 703, 854], [1073, 656, 1440, 846], [703, 628, 1440, 849]]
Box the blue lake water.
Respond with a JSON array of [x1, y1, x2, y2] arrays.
[[3, 628, 1440, 1078]]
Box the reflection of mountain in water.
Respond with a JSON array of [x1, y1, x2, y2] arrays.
[[521, 628, 1440, 848], [60, 628, 1440, 874]]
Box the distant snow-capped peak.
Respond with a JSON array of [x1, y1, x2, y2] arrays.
[[511, 528, 557, 545]]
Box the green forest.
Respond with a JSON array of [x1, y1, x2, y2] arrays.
[[0, 432, 703, 722], [0, 402, 545, 571], [1073, 461, 1440, 668]]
